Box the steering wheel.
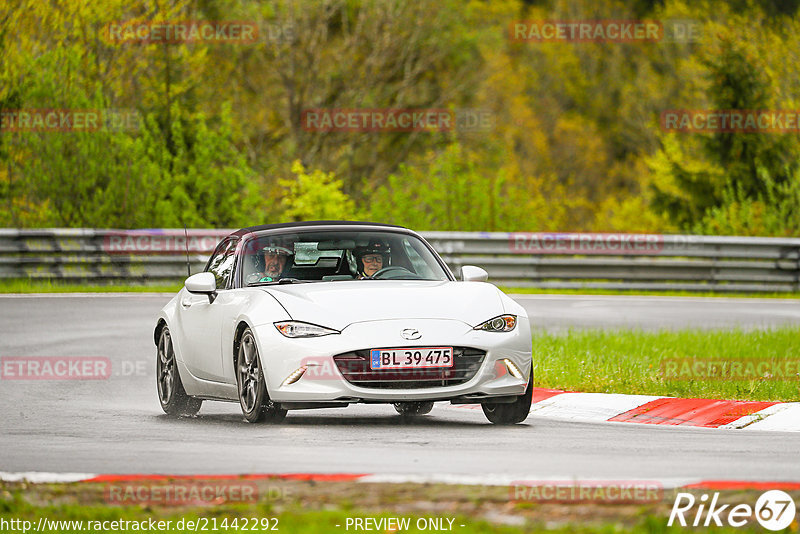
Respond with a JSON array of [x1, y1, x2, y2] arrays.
[[369, 266, 414, 279]]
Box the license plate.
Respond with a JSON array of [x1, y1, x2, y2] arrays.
[[369, 347, 454, 370]]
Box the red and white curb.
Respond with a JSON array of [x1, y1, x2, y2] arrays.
[[3, 472, 800, 491], [454, 388, 800, 431]]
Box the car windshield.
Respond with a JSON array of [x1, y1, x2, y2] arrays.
[[241, 230, 450, 284]]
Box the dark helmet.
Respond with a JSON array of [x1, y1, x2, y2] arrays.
[[353, 240, 390, 275]]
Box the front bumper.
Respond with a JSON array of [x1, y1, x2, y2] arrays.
[[253, 317, 532, 403]]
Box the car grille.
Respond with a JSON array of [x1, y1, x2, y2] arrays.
[[332, 347, 486, 389]]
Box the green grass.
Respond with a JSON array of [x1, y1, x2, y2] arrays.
[[0, 278, 181, 293], [0, 483, 784, 534], [2, 278, 798, 298], [1, 502, 486, 534], [533, 327, 800, 401], [502, 287, 800, 299]]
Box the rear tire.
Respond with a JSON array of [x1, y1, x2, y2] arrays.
[[482, 371, 533, 425], [157, 326, 202, 417], [236, 328, 287, 424], [393, 401, 434, 417]]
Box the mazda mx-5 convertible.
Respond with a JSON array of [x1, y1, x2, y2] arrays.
[[154, 221, 533, 425]]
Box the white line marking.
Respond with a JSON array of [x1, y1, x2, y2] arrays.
[[0, 471, 97, 483], [734, 403, 800, 432], [718, 404, 788, 429], [358, 473, 702, 488], [447, 393, 799, 432], [527, 392, 662, 423]]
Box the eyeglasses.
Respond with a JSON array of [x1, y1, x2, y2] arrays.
[[362, 255, 383, 264]]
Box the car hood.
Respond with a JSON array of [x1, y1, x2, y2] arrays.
[[261, 280, 505, 330]]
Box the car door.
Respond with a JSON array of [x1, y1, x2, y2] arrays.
[[178, 237, 241, 383]]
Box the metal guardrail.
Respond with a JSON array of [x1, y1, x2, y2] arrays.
[[1, 229, 799, 292]]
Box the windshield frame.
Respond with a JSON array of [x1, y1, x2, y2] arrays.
[[232, 225, 455, 288]]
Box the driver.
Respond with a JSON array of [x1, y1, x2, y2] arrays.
[[353, 241, 390, 279], [246, 243, 293, 283]]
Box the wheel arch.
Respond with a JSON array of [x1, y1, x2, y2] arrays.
[[154, 318, 168, 346], [232, 320, 252, 369]]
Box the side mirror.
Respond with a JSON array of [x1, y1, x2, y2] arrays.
[[460, 265, 489, 282], [185, 272, 217, 303]]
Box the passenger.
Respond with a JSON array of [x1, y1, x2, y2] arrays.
[[353, 242, 390, 279]]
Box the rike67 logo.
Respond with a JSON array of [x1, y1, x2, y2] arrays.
[[669, 490, 796, 530]]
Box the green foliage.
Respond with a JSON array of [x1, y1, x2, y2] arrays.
[[148, 103, 263, 228], [365, 142, 570, 232], [7, 102, 260, 228], [697, 172, 800, 236], [279, 160, 358, 221], [2, 0, 800, 234], [366, 143, 512, 231], [647, 10, 800, 235]]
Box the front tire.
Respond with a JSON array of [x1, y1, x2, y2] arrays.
[[157, 326, 202, 417], [236, 328, 287, 424], [482, 372, 533, 425], [393, 401, 434, 417]]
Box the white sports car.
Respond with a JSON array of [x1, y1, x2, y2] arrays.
[[154, 221, 533, 425]]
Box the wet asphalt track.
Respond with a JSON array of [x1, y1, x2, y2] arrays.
[[1, 294, 799, 479]]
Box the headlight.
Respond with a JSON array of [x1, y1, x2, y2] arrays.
[[474, 314, 517, 332], [274, 321, 340, 338]]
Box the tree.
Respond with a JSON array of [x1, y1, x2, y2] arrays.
[[279, 160, 357, 222], [648, 25, 800, 234]]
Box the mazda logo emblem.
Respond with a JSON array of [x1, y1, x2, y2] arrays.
[[401, 328, 421, 340]]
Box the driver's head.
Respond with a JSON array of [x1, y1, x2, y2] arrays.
[[261, 244, 292, 278], [354, 241, 389, 278], [360, 252, 383, 277]]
